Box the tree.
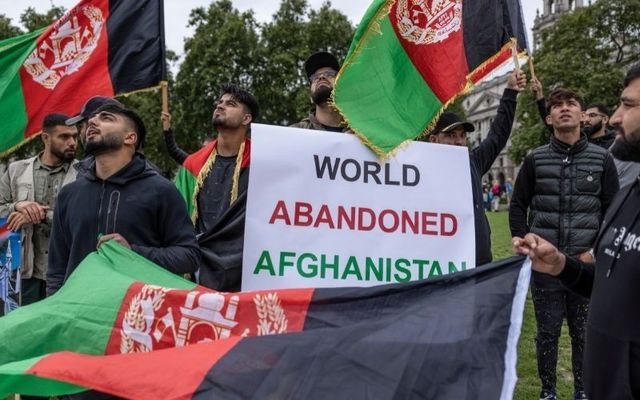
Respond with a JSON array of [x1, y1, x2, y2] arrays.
[[19, 6, 65, 32], [171, 0, 260, 157], [0, 15, 22, 39], [509, 0, 640, 163], [255, 0, 354, 125]]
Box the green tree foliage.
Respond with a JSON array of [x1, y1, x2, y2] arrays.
[[0, 15, 22, 40], [172, 0, 261, 155], [509, 0, 640, 163], [19, 6, 65, 32], [254, 0, 354, 125], [172, 0, 354, 160]]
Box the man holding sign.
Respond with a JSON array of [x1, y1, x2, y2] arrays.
[[429, 69, 526, 266]]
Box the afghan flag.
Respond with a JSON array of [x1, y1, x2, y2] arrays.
[[0, 0, 166, 156], [0, 239, 531, 398], [334, 0, 527, 155], [175, 138, 251, 221]]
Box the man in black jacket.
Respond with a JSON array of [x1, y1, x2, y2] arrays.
[[428, 69, 526, 266], [512, 64, 640, 399], [47, 104, 201, 295], [509, 88, 620, 400]]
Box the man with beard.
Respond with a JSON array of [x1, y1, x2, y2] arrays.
[[0, 113, 77, 305], [291, 52, 348, 132], [46, 104, 200, 296], [513, 63, 640, 399], [161, 84, 259, 291], [510, 87, 620, 400], [65, 96, 124, 146], [583, 103, 615, 149]]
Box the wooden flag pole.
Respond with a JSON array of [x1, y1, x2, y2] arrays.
[[511, 40, 520, 73], [528, 55, 537, 81], [161, 81, 169, 113]]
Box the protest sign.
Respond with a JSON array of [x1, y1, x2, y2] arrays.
[[242, 125, 475, 290]]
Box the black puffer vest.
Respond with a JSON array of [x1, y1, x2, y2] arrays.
[[529, 135, 608, 255]]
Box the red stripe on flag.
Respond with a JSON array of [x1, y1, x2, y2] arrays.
[[468, 46, 513, 83], [388, 0, 469, 102], [19, 0, 115, 140], [29, 338, 241, 400], [183, 139, 251, 176]]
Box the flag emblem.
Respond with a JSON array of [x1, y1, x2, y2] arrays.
[[115, 283, 292, 354], [23, 5, 104, 90], [396, 0, 462, 45]]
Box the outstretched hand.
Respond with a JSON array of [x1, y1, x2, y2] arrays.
[[512, 233, 566, 276]]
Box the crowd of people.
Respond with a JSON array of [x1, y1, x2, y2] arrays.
[[1, 48, 639, 399]]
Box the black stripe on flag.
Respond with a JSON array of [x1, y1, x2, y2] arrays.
[[107, 0, 165, 94], [194, 256, 531, 399]]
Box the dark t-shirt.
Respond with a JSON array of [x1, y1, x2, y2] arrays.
[[196, 155, 236, 234]]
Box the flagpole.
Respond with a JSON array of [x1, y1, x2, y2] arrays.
[[161, 81, 169, 114], [511, 40, 520, 73], [528, 54, 537, 81]]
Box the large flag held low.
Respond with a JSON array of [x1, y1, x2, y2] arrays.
[[0, 241, 530, 399], [334, 0, 527, 155], [0, 0, 166, 156]]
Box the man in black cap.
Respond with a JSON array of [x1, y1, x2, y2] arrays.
[[429, 69, 526, 267], [66, 96, 124, 147], [47, 104, 200, 296], [291, 51, 347, 132]]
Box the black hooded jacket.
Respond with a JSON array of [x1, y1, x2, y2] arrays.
[[47, 154, 201, 295]]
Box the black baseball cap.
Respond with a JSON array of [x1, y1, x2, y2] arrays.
[[92, 104, 147, 150], [65, 96, 124, 125], [304, 52, 341, 79], [433, 112, 475, 134]]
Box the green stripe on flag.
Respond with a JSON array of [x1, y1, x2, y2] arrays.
[[0, 241, 196, 396], [0, 356, 86, 397], [334, 4, 443, 156], [175, 166, 197, 218], [0, 28, 45, 156]]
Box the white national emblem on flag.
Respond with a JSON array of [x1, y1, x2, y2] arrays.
[[396, 0, 462, 45], [119, 285, 290, 353], [23, 5, 104, 90]]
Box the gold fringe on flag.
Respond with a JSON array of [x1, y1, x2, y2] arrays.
[[190, 140, 246, 224]]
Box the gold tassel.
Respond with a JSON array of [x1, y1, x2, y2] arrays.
[[230, 141, 245, 204], [190, 140, 246, 224]]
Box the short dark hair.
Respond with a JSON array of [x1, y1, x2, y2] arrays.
[[42, 113, 71, 133], [623, 62, 640, 87], [546, 88, 584, 114], [586, 103, 610, 117], [219, 83, 260, 121], [93, 104, 147, 150]]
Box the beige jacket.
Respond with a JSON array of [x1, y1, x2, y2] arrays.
[[0, 156, 77, 278]]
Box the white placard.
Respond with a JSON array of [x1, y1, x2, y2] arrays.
[[242, 125, 475, 290]]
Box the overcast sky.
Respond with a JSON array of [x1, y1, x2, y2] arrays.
[[1, 0, 540, 63]]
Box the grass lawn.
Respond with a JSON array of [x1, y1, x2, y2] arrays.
[[487, 211, 576, 399]]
